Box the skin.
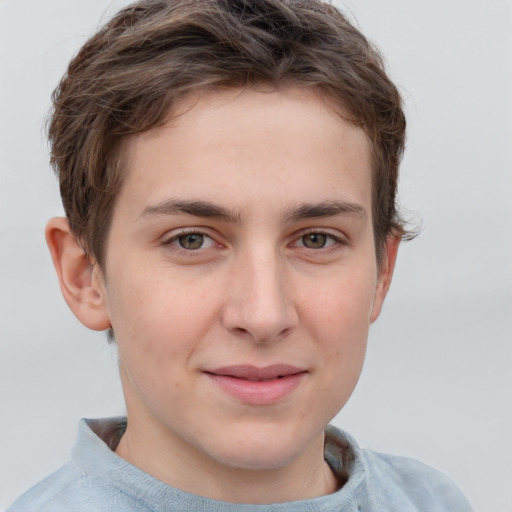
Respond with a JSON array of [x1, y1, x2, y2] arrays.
[[46, 87, 399, 504]]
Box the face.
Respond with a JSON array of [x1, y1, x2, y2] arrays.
[[98, 87, 394, 484]]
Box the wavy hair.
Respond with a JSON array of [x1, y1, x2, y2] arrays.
[[48, 0, 407, 266]]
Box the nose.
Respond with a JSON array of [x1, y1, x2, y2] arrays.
[[221, 248, 298, 343]]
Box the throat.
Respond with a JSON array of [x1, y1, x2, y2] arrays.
[[114, 423, 340, 504], [194, 458, 340, 504]]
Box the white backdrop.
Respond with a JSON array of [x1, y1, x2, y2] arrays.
[[0, 1, 511, 511]]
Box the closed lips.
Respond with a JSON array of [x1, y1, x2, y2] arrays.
[[205, 365, 306, 380]]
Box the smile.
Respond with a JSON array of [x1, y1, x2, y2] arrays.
[[204, 365, 307, 405]]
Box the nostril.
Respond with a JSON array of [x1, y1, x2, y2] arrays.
[[232, 326, 249, 336]]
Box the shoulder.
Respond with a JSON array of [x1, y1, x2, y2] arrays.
[[7, 418, 127, 512], [360, 449, 474, 511], [324, 426, 474, 512], [6, 418, 163, 512], [7, 462, 95, 512], [6, 461, 138, 512]]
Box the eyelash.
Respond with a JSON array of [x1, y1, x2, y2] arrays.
[[161, 228, 347, 254], [292, 229, 345, 250], [162, 228, 219, 252]]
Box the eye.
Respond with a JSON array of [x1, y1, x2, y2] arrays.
[[297, 232, 339, 249], [167, 231, 216, 250]]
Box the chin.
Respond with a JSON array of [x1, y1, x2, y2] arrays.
[[200, 423, 318, 471], [214, 445, 298, 471]]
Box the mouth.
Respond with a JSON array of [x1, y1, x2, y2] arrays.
[[207, 364, 304, 380], [204, 365, 307, 404]]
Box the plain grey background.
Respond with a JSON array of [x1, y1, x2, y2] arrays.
[[1, 1, 511, 511]]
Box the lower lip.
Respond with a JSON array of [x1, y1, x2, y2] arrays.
[[206, 372, 306, 405]]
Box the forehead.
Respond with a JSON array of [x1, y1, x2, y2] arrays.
[[117, 87, 373, 219]]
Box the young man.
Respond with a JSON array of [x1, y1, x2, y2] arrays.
[[8, 0, 474, 510]]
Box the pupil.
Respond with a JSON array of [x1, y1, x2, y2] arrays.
[[303, 233, 326, 248], [179, 233, 203, 250]]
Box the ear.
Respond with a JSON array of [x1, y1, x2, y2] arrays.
[[369, 234, 400, 324], [45, 217, 111, 331]]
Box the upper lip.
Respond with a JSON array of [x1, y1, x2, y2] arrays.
[[205, 364, 306, 381]]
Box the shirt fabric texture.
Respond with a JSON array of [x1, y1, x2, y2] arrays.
[[7, 418, 474, 512]]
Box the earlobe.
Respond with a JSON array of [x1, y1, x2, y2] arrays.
[[45, 217, 111, 331], [369, 235, 400, 324]]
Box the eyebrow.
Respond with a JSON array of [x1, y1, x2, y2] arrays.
[[139, 199, 241, 223], [139, 198, 367, 223], [285, 200, 368, 223]]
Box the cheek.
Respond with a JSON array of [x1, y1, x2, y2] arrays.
[[303, 266, 377, 336], [301, 268, 376, 385], [105, 266, 222, 361]]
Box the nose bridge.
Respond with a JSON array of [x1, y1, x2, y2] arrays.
[[222, 243, 297, 342]]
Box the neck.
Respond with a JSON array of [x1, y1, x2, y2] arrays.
[[115, 419, 338, 504]]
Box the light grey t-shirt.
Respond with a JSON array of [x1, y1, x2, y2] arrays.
[[8, 418, 474, 511]]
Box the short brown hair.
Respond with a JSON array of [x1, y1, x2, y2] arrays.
[[48, 0, 407, 267]]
